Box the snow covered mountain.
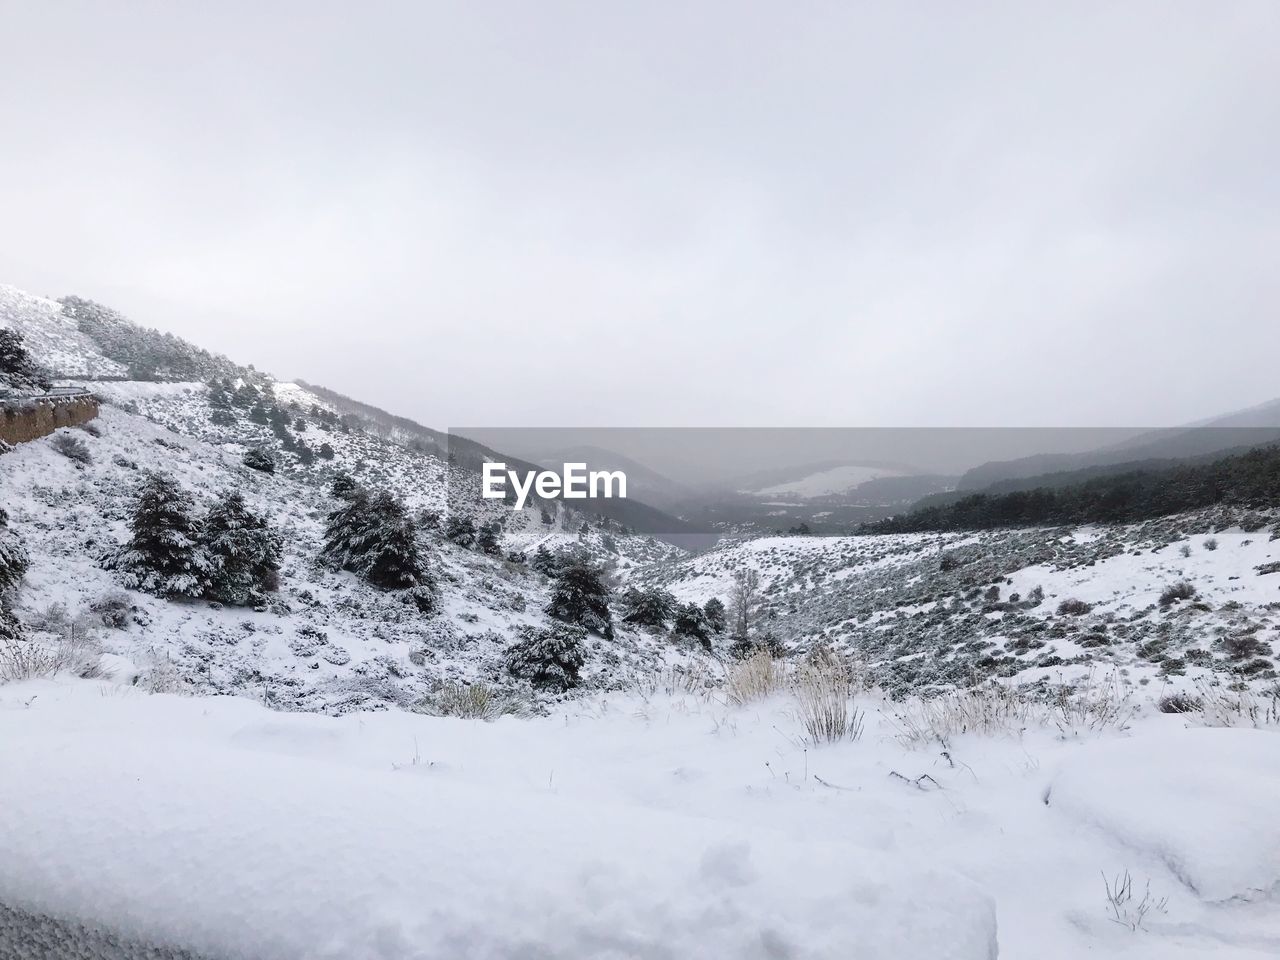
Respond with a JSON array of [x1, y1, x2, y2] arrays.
[[0, 286, 694, 713], [4, 282, 1280, 960]]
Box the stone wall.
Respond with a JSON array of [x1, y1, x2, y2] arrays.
[[0, 393, 100, 446]]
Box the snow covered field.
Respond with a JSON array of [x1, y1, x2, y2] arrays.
[[2, 675, 1278, 959]]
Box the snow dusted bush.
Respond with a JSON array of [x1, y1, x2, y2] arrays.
[[671, 602, 712, 649], [619, 586, 676, 628], [504, 623, 587, 692], [242, 448, 275, 473], [1203, 536, 1219, 551], [108, 472, 209, 599], [88, 590, 134, 629], [1158, 580, 1197, 608], [50, 431, 92, 465], [1057, 597, 1092, 616]]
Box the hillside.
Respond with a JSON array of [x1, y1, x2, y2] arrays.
[[4, 282, 1280, 960], [1, 288, 696, 713]]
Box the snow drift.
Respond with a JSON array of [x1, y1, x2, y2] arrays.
[[0, 689, 998, 960]]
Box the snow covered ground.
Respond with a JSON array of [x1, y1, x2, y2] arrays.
[[1, 676, 1277, 958]]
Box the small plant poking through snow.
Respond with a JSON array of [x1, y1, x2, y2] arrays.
[[793, 655, 863, 744], [1102, 870, 1167, 931], [726, 650, 786, 705], [1193, 682, 1280, 728], [417, 681, 530, 720], [1157, 692, 1202, 714]]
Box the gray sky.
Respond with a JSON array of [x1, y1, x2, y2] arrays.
[[1, 1, 1277, 429]]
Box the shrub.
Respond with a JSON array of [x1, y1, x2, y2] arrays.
[[1221, 633, 1268, 661], [50, 431, 91, 465], [504, 623, 587, 692], [242, 448, 275, 473], [619, 586, 676, 628], [1158, 692, 1202, 714], [1203, 537, 1219, 551], [702, 597, 727, 633], [671, 602, 712, 648], [1158, 580, 1197, 608], [417, 681, 529, 720], [89, 590, 134, 629], [1057, 598, 1092, 616]]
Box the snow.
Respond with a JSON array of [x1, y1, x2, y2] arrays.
[[1048, 728, 1280, 903], [752, 464, 904, 499], [0, 682, 997, 960], [3, 679, 1280, 958]]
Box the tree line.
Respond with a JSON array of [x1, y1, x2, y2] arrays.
[[863, 443, 1280, 534]]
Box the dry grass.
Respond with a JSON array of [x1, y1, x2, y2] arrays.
[[793, 655, 864, 744], [889, 672, 1134, 749], [725, 650, 787, 705], [417, 680, 530, 720], [889, 684, 1037, 749], [0, 634, 101, 683], [1049, 670, 1136, 737], [1192, 681, 1280, 728], [627, 663, 720, 700]]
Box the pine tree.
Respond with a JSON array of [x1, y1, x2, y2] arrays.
[[359, 491, 424, 589], [320, 487, 371, 572], [243, 448, 275, 473], [201, 491, 282, 605], [672, 602, 712, 649], [620, 586, 676, 628], [476, 522, 502, 556], [321, 488, 427, 591], [702, 597, 727, 633], [444, 514, 477, 548], [318, 442, 335, 460], [113, 472, 208, 598], [0, 508, 30, 598], [504, 623, 587, 692], [546, 561, 613, 638], [330, 473, 360, 500], [0, 327, 47, 390], [248, 402, 269, 425]]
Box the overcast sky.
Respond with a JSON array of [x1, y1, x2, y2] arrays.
[[1, 1, 1277, 429]]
